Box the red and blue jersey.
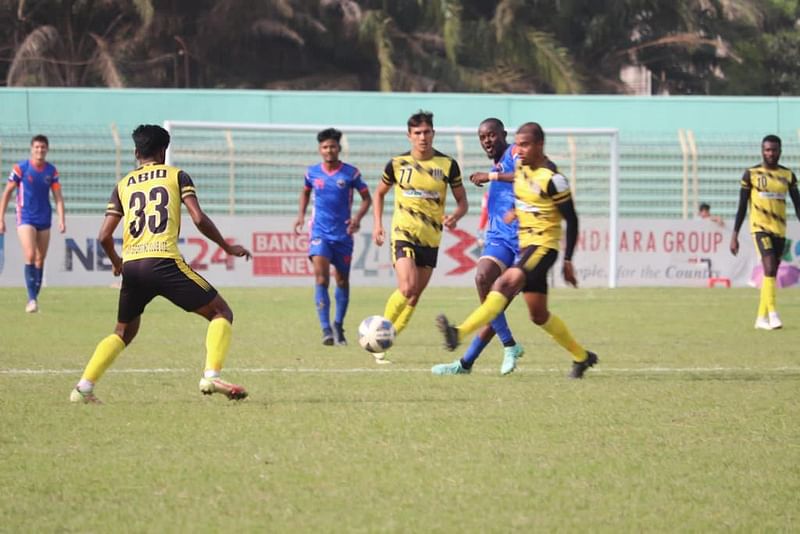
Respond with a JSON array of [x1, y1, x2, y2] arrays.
[[485, 144, 520, 246], [304, 162, 368, 242], [8, 159, 60, 227]]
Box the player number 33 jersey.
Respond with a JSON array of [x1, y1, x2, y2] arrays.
[[106, 163, 197, 262]]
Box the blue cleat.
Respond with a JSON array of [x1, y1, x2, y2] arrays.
[[431, 359, 470, 376], [500, 344, 524, 375]]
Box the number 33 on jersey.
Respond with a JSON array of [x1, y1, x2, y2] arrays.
[[106, 164, 196, 261]]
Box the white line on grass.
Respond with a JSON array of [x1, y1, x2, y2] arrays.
[[2, 366, 800, 376]]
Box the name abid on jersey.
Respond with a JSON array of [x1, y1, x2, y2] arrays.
[[107, 163, 196, 262]]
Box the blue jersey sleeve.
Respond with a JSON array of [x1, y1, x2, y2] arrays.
[[303, 167, 314, 190], [351, 168, 369, 192]]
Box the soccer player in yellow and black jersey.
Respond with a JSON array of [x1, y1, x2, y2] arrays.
[[436, 122, 598, 379], [731, 134, 800, 330], [70, 125, 252, 404], [372, 111, 468, 357]]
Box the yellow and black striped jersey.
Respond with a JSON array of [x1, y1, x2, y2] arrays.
[[106, 163, 197, 262], [513, 161, 572, 250], [382, 150, 462, 247], [740, 164, 797, 237]]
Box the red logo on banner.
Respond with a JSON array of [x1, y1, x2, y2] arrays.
[[252, 232, 312, 276], [444, 228, 478, 275]]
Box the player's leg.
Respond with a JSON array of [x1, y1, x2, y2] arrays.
[[330, 240, 353, 345], [70, 266, 151, 404], [521, 252, 597, 379], [753, 233, 780, 329], [436, 266, 524, 351], [16, 224, 38, 310], [384, 241, 417, 325], [312, 255, 334, 344], [32, 226, 50, 299], [394, 264, 432, 334]]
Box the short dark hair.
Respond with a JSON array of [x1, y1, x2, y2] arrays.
[[317, 128, 342, 144], [408, 110, 434, 130], [699, 202, 711, 212], [762, 134, 781, 146], [480, 118, 505, 130], [132, 125, 170, 158], [31, 134, 49, 147], [516, 122, 545, 143]]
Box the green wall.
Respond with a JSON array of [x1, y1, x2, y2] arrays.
[[2, 88, 799, 138]]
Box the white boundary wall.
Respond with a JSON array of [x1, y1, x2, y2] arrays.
[[1, 215, 798, 288]]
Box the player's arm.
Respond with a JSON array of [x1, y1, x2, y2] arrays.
[[372, 180, 391, 246], [348, 184, 372, 235], [0, 180, 18, 235], [469, 171, 514, 186], [179, 171, 251, 259], [100, 186, 124, 275], [730, 170, 751, 256], [52, 180, 66, 233], [551, 175, 579, 287], [373, 160, 395, 246], [294, 184, 312, 234], [443, 160, 468, 229], [443, 183, 468, 229], [789, 173, 800, 223]]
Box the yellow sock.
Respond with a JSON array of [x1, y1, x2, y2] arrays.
[[205, 318, 232, 374], [763, 276, 776, 314], [82, 334, 125, 383], [457, 291, 508, 340], [383, 289, 408, 324], [393, 304, 416, 334], [757, 280, 769, 318], [541, 313, 587, 362]]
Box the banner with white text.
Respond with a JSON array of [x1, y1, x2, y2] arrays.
[[0, 216, 798, 288]]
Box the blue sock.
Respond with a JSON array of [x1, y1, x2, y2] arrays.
[[24, 264, 37, 301], [33, 266, 44, 297], [334, 285, 349, 325], [491, 312, 515, 346], [315, 284, 331, 331], [460, 335, 490, 369]]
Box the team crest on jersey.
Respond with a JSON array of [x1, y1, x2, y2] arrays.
[[431, 168, 444, 180], [336, 178, 346, 189], [311, 238, 322, 246]]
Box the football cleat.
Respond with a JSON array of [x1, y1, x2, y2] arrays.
[[25, 299, 38, 313], [436, 314, 460, 352], [500, 344, 524, 376], [333, 322, 347, 346], [431, 359, 470, 376], [70, 387, 102, 404], [768, 312, 783, 330], [754, 316, 772, 330], [568, 351, 599, 379], [199, 378, 248, 400], [322, 328, 334, 346]]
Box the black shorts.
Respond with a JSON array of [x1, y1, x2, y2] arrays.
[[392, 240, 439, 268], [753, 232, 786, 259], [514, 245, 558, 294], [117, 257, 218, 323]]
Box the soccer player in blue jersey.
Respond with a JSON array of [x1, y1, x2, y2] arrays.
[[432, 118, 527, 376], [0, 135, 66, 313], [295, 128, 371, 345]]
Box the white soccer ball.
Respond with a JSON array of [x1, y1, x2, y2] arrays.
[[358, 315, 396, 353]]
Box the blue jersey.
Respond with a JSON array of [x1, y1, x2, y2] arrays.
[[484, 145, 520, 246], [8, 160, 60, 227], [304, 162, 368, 242]]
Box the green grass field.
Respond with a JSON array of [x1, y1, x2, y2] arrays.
[[1, 286, 799, 532]]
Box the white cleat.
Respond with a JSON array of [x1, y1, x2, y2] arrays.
[[768, 312, 783, 330], [70, 388, 102, 404], [754, 316, 772, 330], [25, 299, 38, 313]]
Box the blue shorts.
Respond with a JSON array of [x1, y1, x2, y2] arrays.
[[308, 237, 353, 275], [18, 217, 51, 231], [480, 239, 518, 270]]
